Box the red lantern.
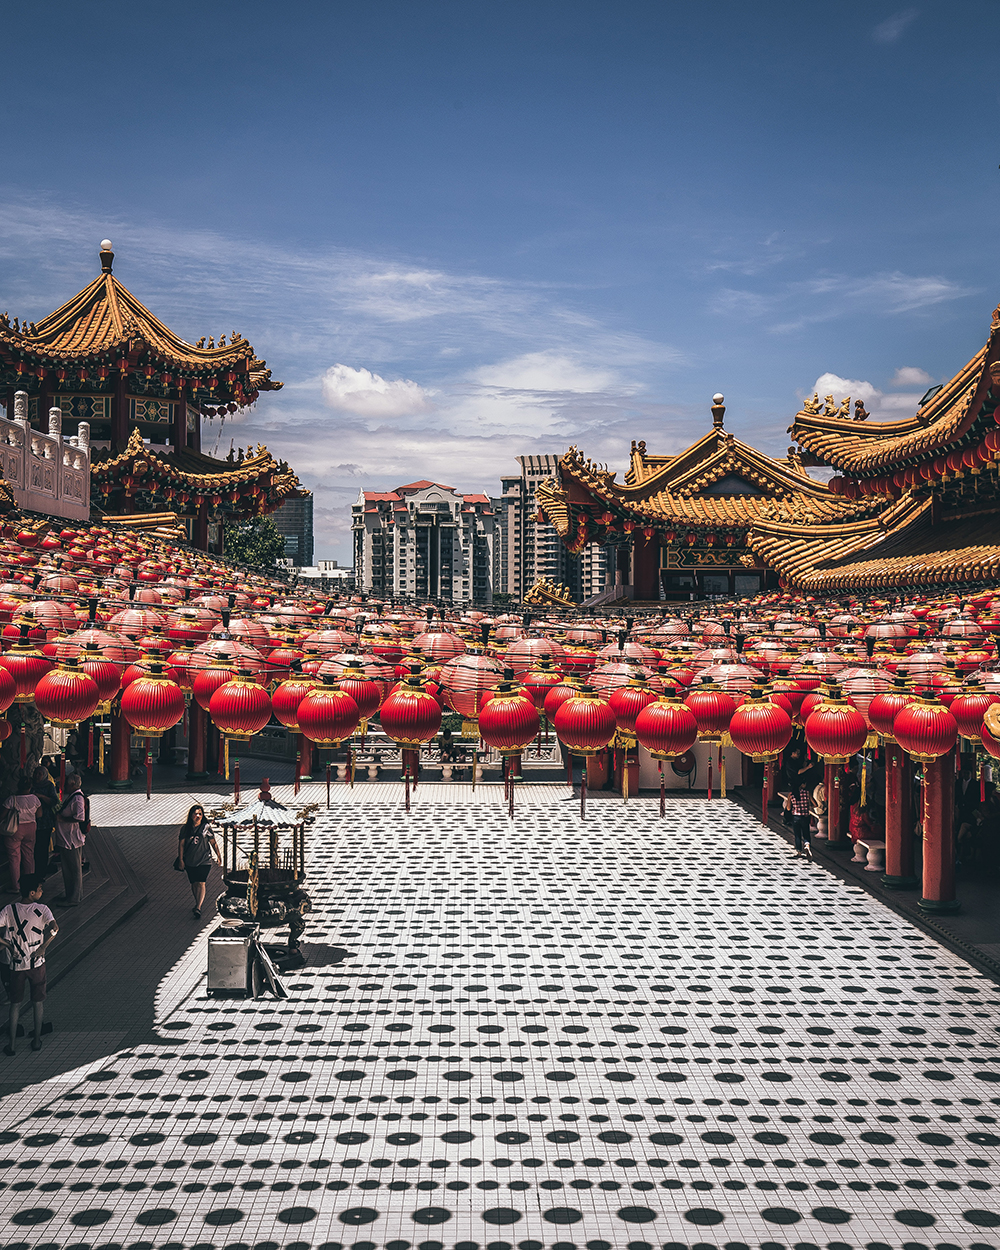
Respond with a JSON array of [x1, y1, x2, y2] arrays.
[[981, 705, 1000, 760], [0, 630, 53, 704], [33, 660, 101, 728], [379, 672, 443, 747], [120, 665, 186, 737], [208, 677, 273, 743], [193, 664, 238, 711], [893, 695, 958, 762], [271, 670, 318, 733], [440, 653, 504, 729], [868, 676, 914, 742], [608, 673, 660, 744], [333, 658, 384, 725], [478, 674, 540, 756], [553, 687, 617, 756], [950, 681, 1000, 743], [804, 687, 868, 763], [521, 657, 565, 710], [728, 689, 793, 762], [297, 677, 361, 745], [684, 676, 736, 741], [634, 691, 698, 760]]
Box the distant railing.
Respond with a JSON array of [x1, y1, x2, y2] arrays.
[[1, 391, 90, 520]]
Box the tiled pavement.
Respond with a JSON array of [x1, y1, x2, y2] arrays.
[[0, 790, 999, 1249]]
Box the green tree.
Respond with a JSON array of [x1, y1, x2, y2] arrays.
[[224, 515, 285, 569]]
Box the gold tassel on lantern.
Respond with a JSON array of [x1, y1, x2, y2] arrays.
[[99, 730, 105, 774], [224, 736, 230, 780], [623, 753, 629, 803], [719, 745, 727, 799], [860, 755, 867, 807]]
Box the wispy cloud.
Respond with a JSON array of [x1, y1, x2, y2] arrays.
[[713, 268, 973, 335], [321, 365, 433, 417], [872, 9, 919, 43]]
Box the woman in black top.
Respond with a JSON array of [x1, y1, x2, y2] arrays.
[[31, 766, 59, 879], [177, 805, 221, 918]]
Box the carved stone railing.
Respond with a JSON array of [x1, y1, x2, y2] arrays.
[[0, 391, 90, 520]]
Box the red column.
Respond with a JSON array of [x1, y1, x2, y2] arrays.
[[187, 702, 208, 780], [193, 501, 209, 551], [919, 748, 959, 913], [632, 534, 659, 601], [173, 398, 188, 453], [882, 742, 916, 888], [109, 710, 131, 789], [825, 763, 844, 847], [586, 754, 607, 791], [112, 369, 129, 451], [299, 734, 313, 781]]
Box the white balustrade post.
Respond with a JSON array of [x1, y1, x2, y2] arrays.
[[77, 422, 90, 453], [13, 390, 27, 428], [48, 406, 62, 438]]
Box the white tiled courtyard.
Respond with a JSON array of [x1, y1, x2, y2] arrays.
[[1, 786, 999, 1250]]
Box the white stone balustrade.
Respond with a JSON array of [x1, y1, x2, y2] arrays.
[[0, 392, 90, 520]]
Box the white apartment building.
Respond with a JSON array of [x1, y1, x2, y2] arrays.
[[352, 480, 495, 604], [496, 455, 584, 601]]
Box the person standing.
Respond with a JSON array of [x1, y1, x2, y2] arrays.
[[31, 766, 59, 880], [2, 778, 41, 895], [177, 805, 221, 918], [783, 781, 813, 859], [0, 874, 57, 1054], [53, 775, 86, 908]]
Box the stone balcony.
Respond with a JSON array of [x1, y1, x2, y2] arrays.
[[0, 390, 90, 521]]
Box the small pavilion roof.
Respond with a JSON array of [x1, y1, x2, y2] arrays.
[[0, 245, 281, 393]]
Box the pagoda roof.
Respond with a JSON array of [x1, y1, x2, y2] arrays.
[[537, 404, 871, 548], [92, 429, 305, 501], [789, 306, 1000, 476], [746, 494, 1000, 591], [0, 246, 281, 393]]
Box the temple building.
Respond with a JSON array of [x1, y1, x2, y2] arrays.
[[538, 302, 1000, 598], [0, 241, 305, 551]]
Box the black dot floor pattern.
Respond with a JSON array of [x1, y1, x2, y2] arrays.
[[0, 792, 999, 1250]]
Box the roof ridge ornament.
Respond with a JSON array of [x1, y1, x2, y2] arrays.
[[100, 239, 113, 274], [711, 393, 725, 429]]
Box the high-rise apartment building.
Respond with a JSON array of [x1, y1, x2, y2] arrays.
[[353, 480, 495, 604], [270, 495, 314, 567], [495, 456, 582, 601]]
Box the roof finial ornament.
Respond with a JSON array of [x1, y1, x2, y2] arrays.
[[711, 393, 725, 429], [100, 239, 114, 273]]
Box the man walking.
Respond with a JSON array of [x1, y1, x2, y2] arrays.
[[53, 775, 86, 907], [0, 874, 58, 1054]]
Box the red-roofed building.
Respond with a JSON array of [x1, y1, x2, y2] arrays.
[[353, 479, 496, 603]]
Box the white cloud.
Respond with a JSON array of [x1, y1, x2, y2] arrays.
[[321, 364, 433, 417], [811, 373, 881, 406], [873, 9, 919, 43], [471, 352, 619, 394], [889, 366, 934, 387]]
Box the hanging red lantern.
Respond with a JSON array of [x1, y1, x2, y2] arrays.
[[478, 672, 540, 756], [892, 694, 958, 762], [440, 652, 504, 733], [120, 664, 186, 737], [208, 676, 273, 743], [950, 680, 1000, 743], [684, 676, 736, 741], [379, 672, 442, 747], [271, 668, 319, 733], [804, 684, 868, 763], [33, 658, 101, 728], [634, 690, 698, 760], [0, 628, 52, 704], [728, 687, 793, 761], [868, 675, 915, 742], [608, 672, 660, 745], [981, 704, 1000, 760], [553, 686, 617, 756], [0, 720, 12, 743], [521, 657, 565, 710], [297, 676, 361, 745], [333, 658, 384, 728]]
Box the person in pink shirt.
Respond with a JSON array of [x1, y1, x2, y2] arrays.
[[2, 777, 41, 895], [53, 775, 86, 908]]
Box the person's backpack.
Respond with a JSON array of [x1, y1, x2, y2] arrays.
[[80, 794, 91, 839], [1, 804, 18, 836]]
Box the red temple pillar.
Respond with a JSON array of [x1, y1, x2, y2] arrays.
[[825, 763, 845, 847], [112, 368, 129, 451], [109, 710, 131, 789], [193, 501, 209, 551], [300, 734, 313, 781], [631, 533, 659, 602], [173, 398, 188, 454], [882, 742, 916, 888], [919, 748, 959, 913], [187, 702, 208, 780]]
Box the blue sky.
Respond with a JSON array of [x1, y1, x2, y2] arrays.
[[1, 1, 996, 560]]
